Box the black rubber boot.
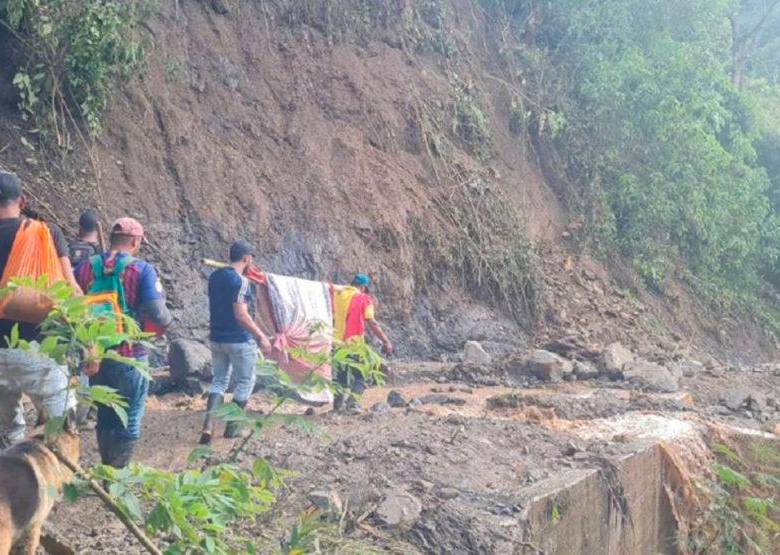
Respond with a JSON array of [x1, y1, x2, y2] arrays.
[[199, 393, 223, 445], [96, 428, 114, 465], [223, 399, 247, 439], [107, 439, 137, 469]]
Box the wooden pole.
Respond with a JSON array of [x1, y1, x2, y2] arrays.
[[96, 220, 106, 252]]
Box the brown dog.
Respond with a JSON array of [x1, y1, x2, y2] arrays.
[[0, 416, 80, 555]]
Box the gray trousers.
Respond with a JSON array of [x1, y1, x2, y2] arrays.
[[0, 348, 75, 444]]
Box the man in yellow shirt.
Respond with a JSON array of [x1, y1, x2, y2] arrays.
[[332, 274, 393, 411]]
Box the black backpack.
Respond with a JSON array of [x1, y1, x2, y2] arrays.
[[68, 240, 98, 267]]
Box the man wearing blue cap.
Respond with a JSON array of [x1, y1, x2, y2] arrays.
[[332, 273, 393, 411]]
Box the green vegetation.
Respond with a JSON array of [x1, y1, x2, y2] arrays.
[[1, 276, 152, 425], [691, 437, 780, 553], [0, 279, 387, 553], [0, 0, 153, 141], [482, 0, 780, 308]]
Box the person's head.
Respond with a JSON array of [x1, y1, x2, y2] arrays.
[[109, 217, 144, 255], [78, 210, 99, 240], [352, 273, 371, 293], [229, 240, 255, 273], [0, 171, 24, 216]]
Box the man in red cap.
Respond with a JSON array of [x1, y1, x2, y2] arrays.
[[75, 217, 172, 467]]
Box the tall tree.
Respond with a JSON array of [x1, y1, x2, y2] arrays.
[[730, 0, 780, 88]]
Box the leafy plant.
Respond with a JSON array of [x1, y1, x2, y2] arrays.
[[0, 276, 154, 427], [331, 340, 386, 390], [713, 443, 744, 468], [280, 508, 325, 555], [0, 0, 154, 140], [91, 458, 285, 554], [714, 464, 752, 490]]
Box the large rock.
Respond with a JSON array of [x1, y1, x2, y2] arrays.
[[623, 360, 679, 393], [168, 339, 212, 383], [670, 358, 705, 378], [602, 342, 634, 379], [387, 390, 408, 408], [376, 491, 422, 529], [308, 489, 343, 516], [506, 350, 573, 383], [463, 340, 492, 365], [573, 360, 600, 380], [722, 389, 751, 411]]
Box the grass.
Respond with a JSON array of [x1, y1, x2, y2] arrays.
[[689, 436, 780, 553]]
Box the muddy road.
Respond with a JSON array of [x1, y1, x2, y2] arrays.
[[42, 359, 780, 554]]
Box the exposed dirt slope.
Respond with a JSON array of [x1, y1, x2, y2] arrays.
[[0, 0, 776, 361]]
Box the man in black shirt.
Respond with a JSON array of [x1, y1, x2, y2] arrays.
[[68, 209, 100, 267], [0, 171, 81, 446]]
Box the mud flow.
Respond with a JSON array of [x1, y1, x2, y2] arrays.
[[41, 358, 780, 554]]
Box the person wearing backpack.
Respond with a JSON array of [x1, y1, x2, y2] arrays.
[[68, 210, 100, 267], [0, 171, 81, 446], [75, 217, 172, 468]]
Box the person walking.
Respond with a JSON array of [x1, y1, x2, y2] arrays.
[[75, 217, 172, 468], [200, 240, 273, 445], [68, 209, 100, 267], [0, 171, 80, 446], [332, 273, 393, 412]]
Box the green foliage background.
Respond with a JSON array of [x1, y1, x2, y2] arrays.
[[485, 0, 780, 304]]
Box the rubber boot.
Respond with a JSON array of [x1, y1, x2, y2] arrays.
[[199, 393, 223, 445], [223, 399, 247, 439], [106, 439, 137, 469], [96, 428, 114, 465]]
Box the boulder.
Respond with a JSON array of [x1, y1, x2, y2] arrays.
[[435, 486, 460, 500], [573, 360, 600, 380], [387, 390, 408, 408], [722, 389, 751, 411], [463, 340, 492, 365], [671, 358, 705, 378], [376, 491, 422, 529], [746, 394, 767, 414], [602, 342, 634, 379], [168, 339, 212, 383], [371, 402, 391, 414], [506, 350, 573, 383], [623, 360, 679, 393], [308, 489, 343, 516]]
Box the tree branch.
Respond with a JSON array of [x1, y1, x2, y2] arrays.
[[734, 0, 780, 49], [49, 447, 163, 555]]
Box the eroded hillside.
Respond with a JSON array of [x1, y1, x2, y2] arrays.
[[0, 0, 776, 362]]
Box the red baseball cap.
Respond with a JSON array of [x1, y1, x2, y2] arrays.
[[111, 217, 144, 238]]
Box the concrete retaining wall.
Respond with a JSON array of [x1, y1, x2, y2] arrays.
[[520, 444, 679, 554]]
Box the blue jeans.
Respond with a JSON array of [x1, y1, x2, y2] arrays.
[[210, 341, 257, 403], [90, 358, 149, 441]]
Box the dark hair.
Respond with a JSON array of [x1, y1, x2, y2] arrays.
[[0, 171, 22, 207], [79, 210, 98, 233], [229, 240, 255, 262]]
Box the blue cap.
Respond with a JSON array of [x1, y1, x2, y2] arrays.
[[353, 273, 370, 287]]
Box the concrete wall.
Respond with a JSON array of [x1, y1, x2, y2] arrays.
[[520, 444, 679, 554]]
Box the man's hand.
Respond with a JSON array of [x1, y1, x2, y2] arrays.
[[382, 341, 394, 356], [257, 334, 273, 354], [83, 345, 100, 377]]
